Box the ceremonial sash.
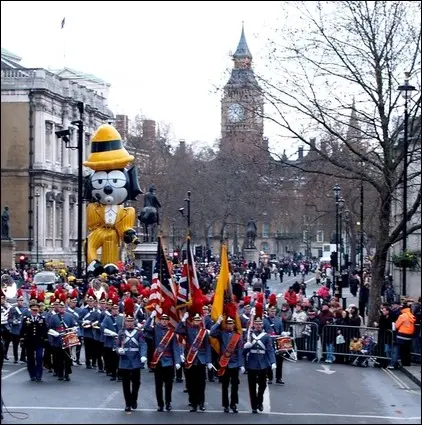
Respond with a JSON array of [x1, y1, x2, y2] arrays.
[[151, 329, 174, 367], [217, 332, 241, 376], [185, 327, 207, 369]]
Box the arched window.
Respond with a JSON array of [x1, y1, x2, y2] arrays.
[[261, 242, 269, 253]]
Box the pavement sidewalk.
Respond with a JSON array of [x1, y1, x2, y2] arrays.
[[401, 365, 421, 387]]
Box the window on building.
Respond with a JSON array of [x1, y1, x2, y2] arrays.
[[56, 205, 63, 246], [207, 226, 213, 238], [317, 230, 324, 243], [46, 203, 53, 239], [303, 230, 309, 242], [55, 126, 63, 164], [69, 206, 75, 239], [261, 242, 269, 253], [45, 121, 53, 162], [262, 224, 270, 238]]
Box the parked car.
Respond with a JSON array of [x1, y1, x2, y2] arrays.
[[33, 271, 57, 292]]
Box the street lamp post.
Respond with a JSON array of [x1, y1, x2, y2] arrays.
[[397, 72, 416, 296], [34, 191, 40, 267], [172, 218, 176, 253], [333, 184, 341, 295], [179, 191, 192, 259], [337, 197, 345, 298], [344, 209, 350, 267], [55, 102, 84, 278]]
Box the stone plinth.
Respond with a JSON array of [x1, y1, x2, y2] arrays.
[[133, 242, 158, 283], [243, 248, 259, 264], [1, 238, 16, 269]]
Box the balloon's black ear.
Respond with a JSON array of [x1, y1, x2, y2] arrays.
[[83, 175, 93, 201], [127, 166, 143, 201]]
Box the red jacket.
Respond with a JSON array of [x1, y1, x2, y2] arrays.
[[284, 290, 298, 306]]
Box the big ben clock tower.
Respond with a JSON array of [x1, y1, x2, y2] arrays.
[[220, 24, 267, 157]]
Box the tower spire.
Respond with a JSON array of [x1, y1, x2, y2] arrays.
[[233, 22, 252, 60]]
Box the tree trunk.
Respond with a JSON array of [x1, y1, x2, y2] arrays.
[[367, 196, 392, 326]]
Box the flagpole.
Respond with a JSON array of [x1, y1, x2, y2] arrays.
[[61, 17, 67, 68]]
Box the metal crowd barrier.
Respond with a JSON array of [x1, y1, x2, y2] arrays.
[[283, 320, 320, 360], [320, 324, 395, 363], [411, 324, 421, 363]]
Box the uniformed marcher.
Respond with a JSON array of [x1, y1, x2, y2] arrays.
[[101, 295, 123, 380], [243, 303, 276, 414], [79, 288, 97, 369], [210, 315, 244, 413], [145, 310, 181, 412], [175, 310, 212, 412], [20, 301, 48, 382], [48, 294, 78, 381], [7, 289, 26, 364], [66, 289, 83, 365], [263, 299, 285, 385], [117, 298, 148, 413]]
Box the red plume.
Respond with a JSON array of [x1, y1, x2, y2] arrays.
[[124, 297, 135, 317], [17, 288, 24, 297], [49, 295, 55, 304], [59, 293, 67, 303], [30, 289, 37, 300], [256, 293, 264, 304], [124, 284, 131, 293], [137, 284, 144, 294], [54, 289, 61, 298], [37, 291, 45, 303], [70, 289, 79, 299], [224, 302, 238, 321], [243, 295, 251, 306], [87, 288, 95, 299], [160, 297, 173, 316], [268, 293, 277, 307], [255, 302, 263, 319], [141, 288, 150, 299], [112, 295, 120, 306], [100, 291, 106, 300], [189, 290, 205, 316]]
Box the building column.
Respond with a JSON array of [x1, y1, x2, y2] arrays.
[[52, 200, 56, 250], [62, 104, 71, 168], [51, 123, 57, 167], [33, 109, 45, 166], [63, 190, 70, 248], [39, 187, 46, 250]]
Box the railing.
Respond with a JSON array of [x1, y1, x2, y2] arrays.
[[283, 321, 319, 359]]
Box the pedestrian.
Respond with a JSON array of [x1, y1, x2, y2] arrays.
[[210, 314, 244, 413], [243, 302, 276, 414], [144, 310, 181, 412], [7, 289, 26, 364], [117, 298, 148, 413], [20, 301, 48, 382]]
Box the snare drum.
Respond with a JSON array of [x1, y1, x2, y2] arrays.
[[62, 330, 81, 349], [274, 336, 293, 354]]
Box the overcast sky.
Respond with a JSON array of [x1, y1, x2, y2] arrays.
[[1, 1, 286, 150]]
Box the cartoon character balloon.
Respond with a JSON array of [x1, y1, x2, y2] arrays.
[[83, 124, 142, 275]]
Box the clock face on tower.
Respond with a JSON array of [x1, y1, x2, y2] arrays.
[[227, 103, 244, 123]]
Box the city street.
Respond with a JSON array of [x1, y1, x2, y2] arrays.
[[1, 275, 421, 424]]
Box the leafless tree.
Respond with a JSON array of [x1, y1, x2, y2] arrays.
[[258, 1, 421, 324]]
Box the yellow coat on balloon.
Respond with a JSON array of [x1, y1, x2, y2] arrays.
[[83, 124, 142, 275]]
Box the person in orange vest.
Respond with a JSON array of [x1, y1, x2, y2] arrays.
[[393, 303, 416, 367]]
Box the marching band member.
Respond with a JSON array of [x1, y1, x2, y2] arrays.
[[48, 294, 78, 381], [20, 300, 48, 382], [210, 308, 244, 414], [80, 288, 97, 369], [1, 288, 12, 359], [92, 292, 106, 373], [202, 304, 217, 382], [264, 294, 285, 385], [66, 289, 83, 365], [243, 302, 276, 414], [7, 289, 26, 364], [101, 295, 123, 381], [117, 298, 148, 413], [45, 296, 59, 374], [240, 296, 252, 341], [144, 309, 181, 412], [175, 306, 212, 413]]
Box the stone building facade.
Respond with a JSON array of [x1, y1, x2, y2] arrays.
[[1, 49, 112, 265]]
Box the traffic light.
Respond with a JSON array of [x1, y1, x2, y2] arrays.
[[18, 254, 29, 269], [172, 250, 179, 265], [195, 245, 202, 259], [330, 251, 338, 268]]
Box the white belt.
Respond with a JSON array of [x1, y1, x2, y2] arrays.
[[124, 348, 139, 352], [250, 349, 265, 354], [242, 328, 247, 332]]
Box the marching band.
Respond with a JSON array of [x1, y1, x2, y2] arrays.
[[0, 280, 288, 414]]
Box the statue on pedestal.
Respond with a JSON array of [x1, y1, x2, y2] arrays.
[[245, 218, 257, 249], [138, 184, 161, 243], [1, 207, 10, 239]]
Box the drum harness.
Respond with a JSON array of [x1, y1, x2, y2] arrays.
[[249, 332, 266, 355]]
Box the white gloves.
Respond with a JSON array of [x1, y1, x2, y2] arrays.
[[150, 310, 157, 318], [244, 342, 252, 349], [217, 315, 224, 324], [47, 329, 60, 337], [207, 363, 213, 370], [141, 356, 147, 364], [117, 347, 125, 355], [180, 354, 185, 363], [182, 312, 189, 322], [175, 363, 181, 370], [240, 366, 245, 374], [271, 363, 276, 370], [104, 329, 118, 337]]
